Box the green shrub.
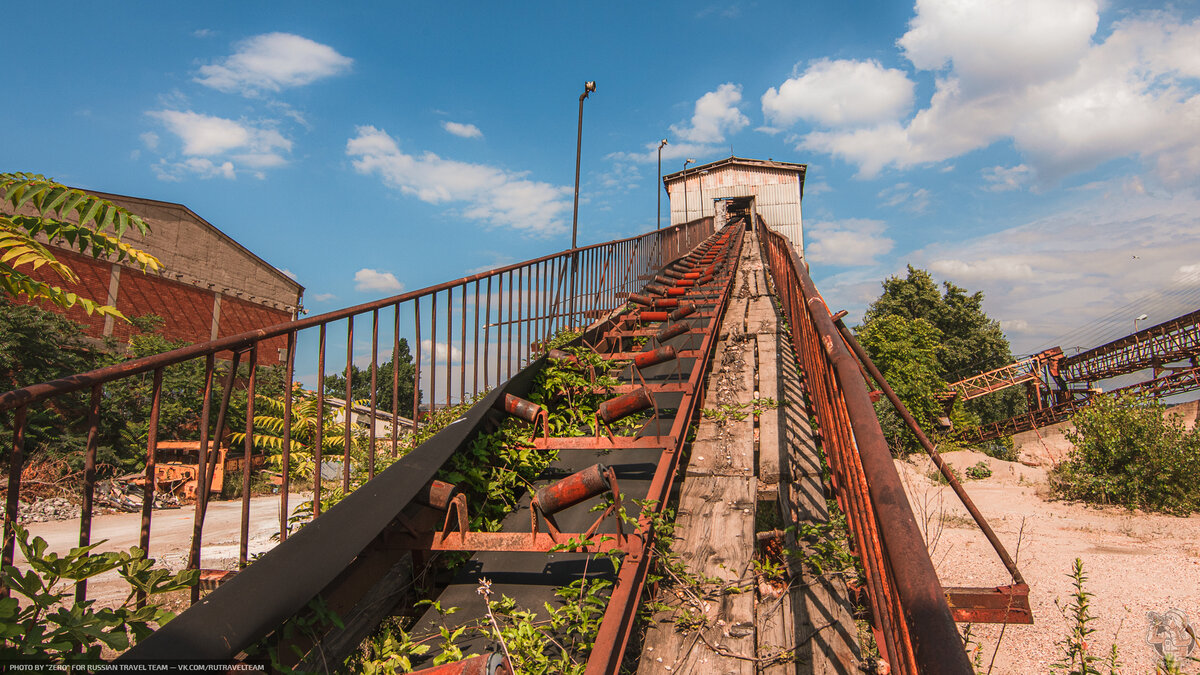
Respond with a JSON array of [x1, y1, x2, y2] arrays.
[[965, 461, 992, 480], [1051, 393, 1200, 514]]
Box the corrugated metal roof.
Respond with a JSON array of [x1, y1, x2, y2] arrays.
[[661, 156, 806, 184]]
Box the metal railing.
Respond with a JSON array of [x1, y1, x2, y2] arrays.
[[755, 216, 972, 675], [0, 218, 713, 602]]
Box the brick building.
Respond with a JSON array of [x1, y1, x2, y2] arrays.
[[6, 191, 303, 363]]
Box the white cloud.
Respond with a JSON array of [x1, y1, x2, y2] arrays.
[[347, 125, 571, 236], [606, 140, 716, 165], [897, 0, 1098, 94], [193, 28, 214, 38], [152, 158, 236, 181], [762, 59, 915, 128], [311, 292, 337, 302], [928, 257, 1038, 282], [806, 219, 894, 266], [148, 110, 292, 177], [787, 3, 1200, 187], [420, 339, 463, 364], [669, 83, 750, 144], [877, 183, 931, 213], [442, 121, 483, 139], [982, 164, 1035, 192], [600, 161, 643, 192], [139, 131, 159, 150], [354, 268, 404, 293], [149, 110, 250, 155], [196, 33, 352, 96]]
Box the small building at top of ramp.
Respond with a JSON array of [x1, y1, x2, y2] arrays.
[[662, 156, 806, 254]]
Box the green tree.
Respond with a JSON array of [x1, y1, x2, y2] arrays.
[[1, 173, 161, 318], [321, 339, 419, 416], [1051, 393, 1200, 514], [0, 298, 97, 463], [856, 314, 970, 453], [862, 265, 1025, 428]]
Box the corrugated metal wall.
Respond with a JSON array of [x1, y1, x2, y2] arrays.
[[666, 165, 804, 253]]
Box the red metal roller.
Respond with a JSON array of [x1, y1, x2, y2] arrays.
[[670, 303, 696, 320], [416, 480, 459, 510], [655, 322, 690, 342], [501, 393, 543, 423], [698, 275, 714, 285], [410, 652, 512, 675], [674, 279, 695, 287], [535, 464, 609, 514], [662, 269, 685, 279], [666, 287, 687, 296], [627, 294, 654, 307], [597, 387, 654, 424], [634, 345, 677, 369], [683, 272, 701, 279], [645, 283, 669, 295], [653, 298, 679, 309], [639, 311, 670, 322]]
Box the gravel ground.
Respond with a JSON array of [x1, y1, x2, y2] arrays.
[[897, 450, 1200, 674]]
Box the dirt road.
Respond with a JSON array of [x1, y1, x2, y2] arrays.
[[18, 493, 307, 606], [899, 451, 1200, 673]]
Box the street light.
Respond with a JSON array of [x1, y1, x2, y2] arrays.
[[657, 139, 668, 230], [683, 159, 695, 223], [569, 80, 595, 326], [1134, 313, 1149, 333], [698, 169, 709, 221], [571, 80, 596, 250]]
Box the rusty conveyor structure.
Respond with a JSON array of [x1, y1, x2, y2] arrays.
[[1, 214, 1026, 674], [952, 309, 1200, 443]]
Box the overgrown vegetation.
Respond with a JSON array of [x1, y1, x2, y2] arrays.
[[0, 524, 197, 660], [1051, 393, 1200, 515], [0, 303, 284, 483]]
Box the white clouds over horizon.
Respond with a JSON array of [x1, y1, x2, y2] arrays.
[[347, 125, 571, 236], [767, 1, 1200, 189], [817, 184, 1200, 354], [195, 32, 352, 96]]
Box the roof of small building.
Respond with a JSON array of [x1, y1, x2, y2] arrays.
[[661, 155, 807, 183]]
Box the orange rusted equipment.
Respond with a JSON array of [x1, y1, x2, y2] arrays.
[[122, 441, 264, 502]]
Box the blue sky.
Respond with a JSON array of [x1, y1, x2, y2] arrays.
[[5, 0, 1200, 360]]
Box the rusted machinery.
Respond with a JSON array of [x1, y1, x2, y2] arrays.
[[117, 441, 265, 501], [949, 310, 1200, 443]]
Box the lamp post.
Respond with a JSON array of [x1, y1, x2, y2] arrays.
[[698, 169, 708, 222], [657, 139, 668, 230], [569, 80, 595, 326], [682, 158, 695, 223], [1134, 313, 1148, 333]]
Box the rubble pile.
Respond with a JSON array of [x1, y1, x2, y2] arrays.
[[18, 497, 76, 524]]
